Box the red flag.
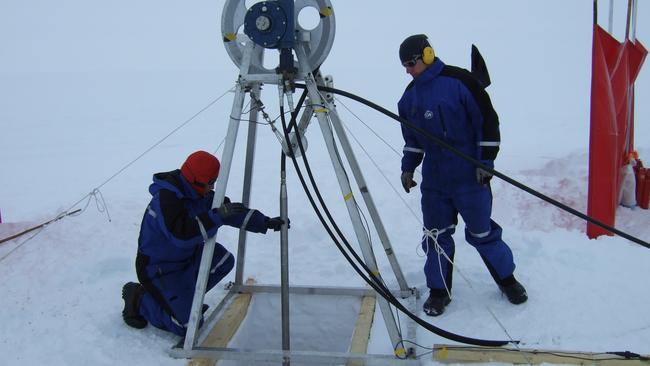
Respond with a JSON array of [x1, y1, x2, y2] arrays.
[[587, 25, 647, 238]]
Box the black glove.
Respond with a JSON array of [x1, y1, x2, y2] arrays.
[[400, 171, 417, 193], [266, 217, 288, 232], [215, 202, 247, 220], [476, 167, 493, 185]]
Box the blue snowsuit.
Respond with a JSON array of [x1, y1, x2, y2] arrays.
[[398, 58, 516, 293], [135, 169, 270, 336]]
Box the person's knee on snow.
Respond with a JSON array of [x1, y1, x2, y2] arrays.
[[122, 151, 288, 335]]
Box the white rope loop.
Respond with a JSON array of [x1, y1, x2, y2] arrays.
[[419, 227, 453, 298], [418, 227, 438, 257], [80, 188, 112, 222]]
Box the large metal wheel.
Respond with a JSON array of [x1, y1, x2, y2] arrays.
[[221, 0, 336, 75]]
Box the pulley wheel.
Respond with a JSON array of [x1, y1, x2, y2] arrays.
[[221, 0, 336, 75]]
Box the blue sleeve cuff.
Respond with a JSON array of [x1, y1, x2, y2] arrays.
[[401, 154, 423, 173]]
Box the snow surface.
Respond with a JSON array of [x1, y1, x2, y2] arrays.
[[1, 1, 649, 365]]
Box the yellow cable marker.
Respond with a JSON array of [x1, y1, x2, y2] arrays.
[[314, 107, 328, 113], [223, 33, 237, 42], [371, 270, 379, 277], [441, 345, 447, 360], [344, 192, 353, 201], [394, 347, 406, 357], [319, 6, 333, 17]]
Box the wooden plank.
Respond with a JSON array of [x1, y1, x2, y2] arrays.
[[188, 282, 254, 366], [433, 344, 650, 365], [346, 296, 376, 366]]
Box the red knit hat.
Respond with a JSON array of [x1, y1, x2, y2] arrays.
[[180, 151, 220, 196]]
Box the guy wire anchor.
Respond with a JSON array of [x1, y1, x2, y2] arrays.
[[170, 1, 419, 364]]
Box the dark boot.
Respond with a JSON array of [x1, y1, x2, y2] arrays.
[[423, 290, 451, 316], [122, 282, 148, 329], [499, 277, 528, 304]]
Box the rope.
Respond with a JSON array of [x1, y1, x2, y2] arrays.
[[249, 92, 290, 148], [337, 118, 423, 224], [58, 86, 234, 217], [0, 226, 46, 263], [420, 225, 527, 360], [91, 87, 234, 194], [0, 209, 81, 262], [336, 96, 424, 179], [1, 86, 234, 261], [79, 189, 112, 222], [335, 97, 404, 158], [421, 228, 453, 300]]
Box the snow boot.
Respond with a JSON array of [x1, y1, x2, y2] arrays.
[[499, 278, 528, 304], [122, 282, 147, 329], [423, 291, 451, 316]]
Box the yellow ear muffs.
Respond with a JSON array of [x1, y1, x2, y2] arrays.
[[422, 46, 435, 65]]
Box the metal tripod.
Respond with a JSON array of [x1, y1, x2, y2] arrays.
[[170, 2, 419, 364]]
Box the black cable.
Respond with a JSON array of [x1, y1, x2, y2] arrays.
[[285, 101, 402, 349], [283, 92, 381, 292], [279, 93, 512, 347], [294, 83, 650, 250], [283, 91, 390, 296], [606, 351, 649, 360]]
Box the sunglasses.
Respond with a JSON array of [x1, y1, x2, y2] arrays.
[[193, 178, 217, 188], [402, 55, 421, 67]]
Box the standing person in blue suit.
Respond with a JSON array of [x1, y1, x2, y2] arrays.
[[121, 150, 286, 335], [397, 34, 527, 316]]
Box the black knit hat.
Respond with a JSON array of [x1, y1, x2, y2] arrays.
[[399, 34, 431, 63]]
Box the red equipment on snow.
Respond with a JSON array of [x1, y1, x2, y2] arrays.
[[635, 159, 650, 209]]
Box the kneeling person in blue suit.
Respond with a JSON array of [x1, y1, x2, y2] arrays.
[[121, 150, 286, 335]]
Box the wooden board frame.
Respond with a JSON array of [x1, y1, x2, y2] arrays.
[[433, 344, 650, 365]]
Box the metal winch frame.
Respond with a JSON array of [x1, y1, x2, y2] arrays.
[[169, 1, 420, 364]]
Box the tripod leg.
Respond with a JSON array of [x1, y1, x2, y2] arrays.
[[325, 102, 410, 293], [234, 83, 262, 286], [184, 81, 247, 350], [311, 87, 404, 355], [294, 44, 405, 356]]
